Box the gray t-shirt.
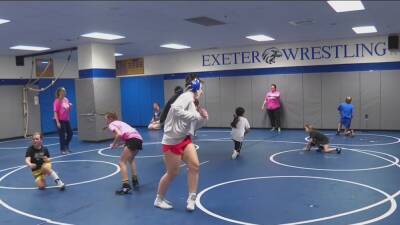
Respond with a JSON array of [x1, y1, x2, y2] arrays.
[[231, 116, 250, 142]]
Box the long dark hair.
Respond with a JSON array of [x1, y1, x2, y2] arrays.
[[185, 73, 198, 88], [231, 107, 245, 128]]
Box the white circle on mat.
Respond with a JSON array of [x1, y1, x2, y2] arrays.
[[196, 176, 397, 225], [0, 160, 120, 190]]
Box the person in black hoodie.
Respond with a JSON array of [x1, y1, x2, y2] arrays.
[[159, 86, 184, 125]]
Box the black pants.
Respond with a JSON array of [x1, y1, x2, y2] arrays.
[[267, 108, 281, 128], [233, 140, 243, 152], [57, 120, 73, 152]]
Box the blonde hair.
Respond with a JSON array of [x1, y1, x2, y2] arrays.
[[345, 96, 352, 104], [304, 124, 314, 131], [105, 112, 118, 121], [31, 132, 43, 140], [55, 87, 66, 99]]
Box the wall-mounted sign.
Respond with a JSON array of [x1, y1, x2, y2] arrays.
[[116, 58, 144, 76], [35, 58, 54, 77]]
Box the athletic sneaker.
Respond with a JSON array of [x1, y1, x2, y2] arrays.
[[55, 179, 65, 191], [154, 197, 173, 209], [278, 127, 281, 133], [336, 148, 342, 154], [270, 127, 276, 131], [231, 150, 239, 160], [336, 131, 340, 136], [186, 194, 197, 211], [65, 146, 71, 153], [132, 176, 139, 189], [115, 183, 132, 195]]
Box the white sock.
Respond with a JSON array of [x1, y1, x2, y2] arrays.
[[188, 192, 196, 200], [50, 171, 62, 184], [156, 194, 163, 201]]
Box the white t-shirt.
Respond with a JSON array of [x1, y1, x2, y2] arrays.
[[231, 116, 250, 142]]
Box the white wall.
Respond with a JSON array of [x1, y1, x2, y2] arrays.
[[141, 35, 400, 76], [0, 51, 79, 79]]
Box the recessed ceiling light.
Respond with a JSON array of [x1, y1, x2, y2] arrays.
[[246, 35, 275, 42], [10, 45, 50, 51], [352, 26, 377, 34], [160, 43, 191, 49], [0, 18, 10, 25], [114, 53, 123, 56], [327, 1, 365, 13], [81, 32, 125, 40]]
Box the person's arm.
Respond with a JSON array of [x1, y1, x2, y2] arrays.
[[245, 119, 250, 134], [305, 141, 312, 150], [43, 148, 50, 162], [274, 91, 280, 99], [351, 106, 354, 118], [261, 100, 267, 111], [53, 99, 61, 128], [171, 94, 202, 121], [25, 157, 36, 169], [110, 128, 122, 149]]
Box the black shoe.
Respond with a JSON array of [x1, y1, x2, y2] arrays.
[[132, 176, 139, 189], [55, 179, 66, 191], [115, 184, 132, 195], [336, 148, 342, 154], [316, 146, 323, 152]]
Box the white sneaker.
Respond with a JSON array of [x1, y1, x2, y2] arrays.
[[154, 197, 173, 209], [55, 179, 65, 191], [270, 127, 276, 131], [186, 194, 196, 211], [231, 150, 239, 160], [278, 127, 281, 133]]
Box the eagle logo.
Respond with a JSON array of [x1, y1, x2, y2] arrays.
[[262, 47, 282, 64]]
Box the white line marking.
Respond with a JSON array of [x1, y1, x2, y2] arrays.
[[196, 176, 398, 225], [269, 148, 399, 172]]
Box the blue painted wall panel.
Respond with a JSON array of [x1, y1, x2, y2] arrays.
[[38, 79, 78, 133], [120, 76, 164, 126]]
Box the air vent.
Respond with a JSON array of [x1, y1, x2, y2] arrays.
[[116, 42, 133, 46], [289, 19, 315, 26], [185, 16, 225, 27]]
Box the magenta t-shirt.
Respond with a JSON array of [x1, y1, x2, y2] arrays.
[[265, 91, 281, 110], [53, 97, 71, 121], [108, 120, 143, 141]]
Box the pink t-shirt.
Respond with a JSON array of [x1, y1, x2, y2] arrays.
[[265, 90, 281, 110], [53, 97, 71, 121], [108, 120, 143, 141]]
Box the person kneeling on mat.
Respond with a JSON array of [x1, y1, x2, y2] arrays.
[[25, 132, 65, 191], [304, 124, 341, 154]]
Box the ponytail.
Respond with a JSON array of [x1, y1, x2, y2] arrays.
[[231, 114, 239, 128], [231, 107, 245, 128]]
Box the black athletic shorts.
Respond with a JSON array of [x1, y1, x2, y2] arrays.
[[125, 138, 143, 151]]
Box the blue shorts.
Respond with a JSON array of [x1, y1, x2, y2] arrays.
[[341, 118, 352, 129]]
